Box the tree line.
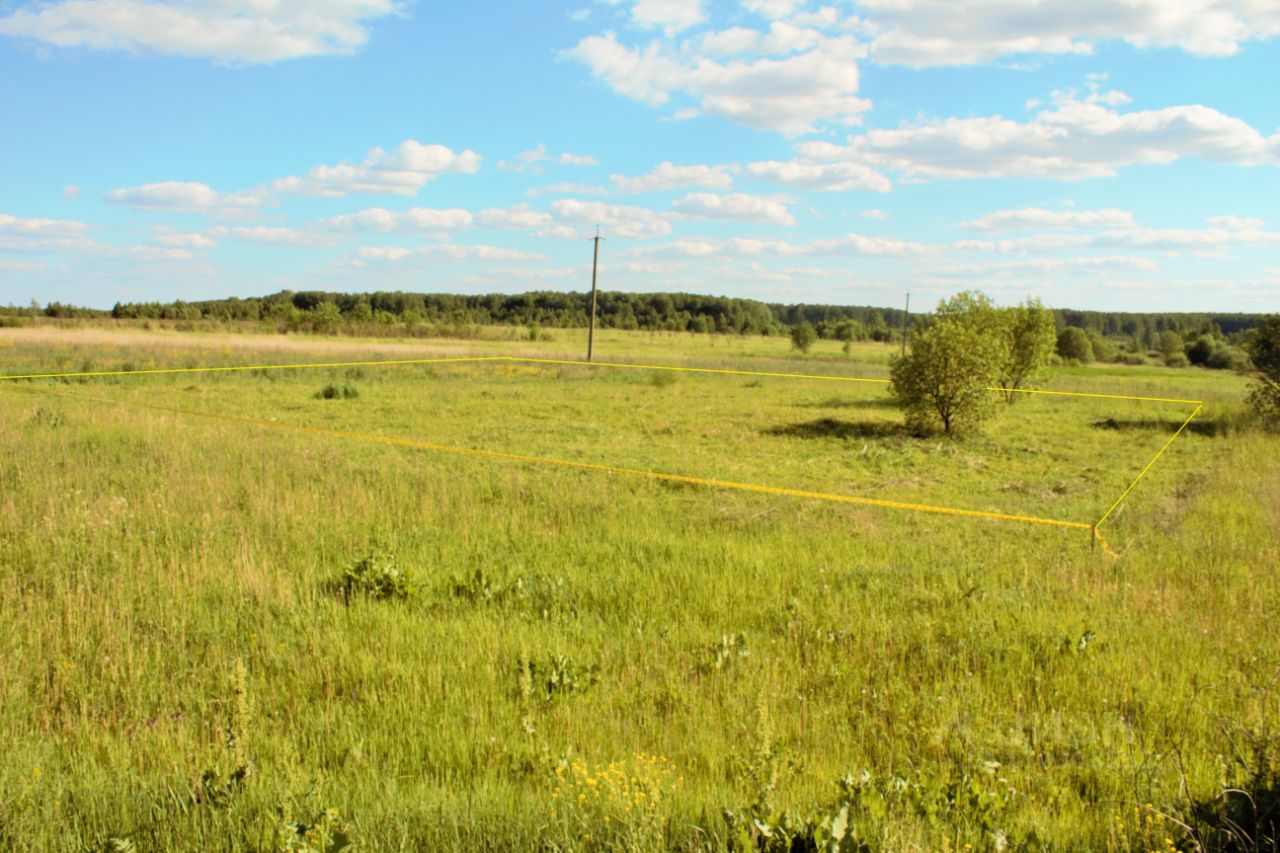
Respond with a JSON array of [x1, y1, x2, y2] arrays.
[[2, 290, 1270, 348]]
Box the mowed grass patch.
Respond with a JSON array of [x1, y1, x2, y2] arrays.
[[0, 331, 1276, 850]]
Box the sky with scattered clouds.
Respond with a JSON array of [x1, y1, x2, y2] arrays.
[[1, 0, 1277, 311]]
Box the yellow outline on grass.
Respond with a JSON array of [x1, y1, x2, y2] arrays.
[[2, 354, 1202, 555]]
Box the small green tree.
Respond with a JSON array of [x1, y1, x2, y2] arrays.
[[1247, 317, 1280, 430], [1158, 330, 1184, 363], [891, 317, 1003, 435], [790, 321, 817, 353], [1056, 327, 1094, 363], [996, 298, 1056, 403]]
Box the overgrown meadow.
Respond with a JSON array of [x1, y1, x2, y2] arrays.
[[1, 325, 1277, 851]]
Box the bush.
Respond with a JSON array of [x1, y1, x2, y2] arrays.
[[1086, 330, 1118, 362], [1186, 335, 1218, 366], [315, 384, 359, 400], [1056, 327, 1094, 363], [1206, 345, 1250, 371], [1166, 352, 1190, 368], [1158, 330, 1184, 362], [891, 317, 1002, 435], [338, 552, 416, 601], [790, 322, 817, 353], [1247, 316, 1280, 429]]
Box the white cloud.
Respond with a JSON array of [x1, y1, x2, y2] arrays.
[[548, 198, 672, 238], [224, 226, 322, 246], [61, 184, 80, 199], [559, 152, 598, 166], [671, 192, 795, 225], [564, 30, 870, 135], [153, 231, 218, 248], [699, 21, 824, 56], [627, 231, 934, 259], [525, 182, 609, 198], [961, 207, 1137, 233], [104, 181, 267, 215], [319, 207, 474, 232], [859, 0, 1280, 67], [476, 205, 553, 229], [272, 141, 481, 197], [0, 0, 401, 64], [746, 159, 890, 192], [353, 244, 547, 263], [933, 256, 1160, 278], [1207, 215, 1265, 230], [0, 212, 90, 238], [741, 0, 805, 22], [611, 161, 736, 193], [631, 0, 706, 35], [859, 209, 888, 220], [799, 84, 1280, 181]]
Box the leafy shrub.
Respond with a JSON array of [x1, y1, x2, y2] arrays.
[[314, 384, 358, 400], [517, 653, 598, 702], [1057, 327, 1094, 363], [1207, 345, 1250, 371], [790, 322, 817, 353], [0, 314, 26, 328], [338, 552, 416, 601], [1167, 352, 1190, 368], [28, 408, 64, 427]]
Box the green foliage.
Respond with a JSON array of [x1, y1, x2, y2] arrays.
[[997, 297, 1057, 402], [314, 384, 359, 400], [276, 806, 354, 853], [1207, 345, 1250, 371], [1159, 330, 1185, 362], [1247, 316, 1280, 429], [790, 321, 818, 353], [1057, 326, 1095, 363], [891, 314, 1002, 434], [1087, 329, 1118, 362], [338, 552, 417, 601], [1187, 335, 1218, 366], [517, 653, 599, 702]]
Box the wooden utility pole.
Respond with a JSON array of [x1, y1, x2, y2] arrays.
[[900, 290, 910, 356], [587, 228, 602, 362]]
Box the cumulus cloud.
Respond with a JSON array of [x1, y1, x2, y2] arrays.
[[352, 244, 547, 263], [104, 181, 268, 215], [272, 141, 481, 197], [858, 0, 1280, 66], [0, 212, 91, 238], [746, 159, 890, 192], [559, 151, 598, 166], [476, 205, 553, 229], [318, 206, 474, 232], [611, 161, 736, 193], [223, 225, 324, 246], [564, 30, 870, 135], [627, 231, 934, 259], [671, 192, 795, 225], [799, 84, 1280, 181], [630, 0, 706, 35], [0, 0, 401, 64], [153, 231, 218, 248], [961, 207, 1138, 233], [548, 198, 672, 238]]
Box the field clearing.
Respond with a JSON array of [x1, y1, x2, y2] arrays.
[[1, 325, 1278, 851]]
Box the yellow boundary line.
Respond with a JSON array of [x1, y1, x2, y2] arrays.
[[1, 354, 1203, 553]]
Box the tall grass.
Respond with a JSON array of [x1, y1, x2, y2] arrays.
[[0, 326, 1276, 850]]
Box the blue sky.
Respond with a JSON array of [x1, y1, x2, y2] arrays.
[[1, 0, 1277, 312]]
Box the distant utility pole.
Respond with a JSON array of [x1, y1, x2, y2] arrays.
[[901, 290, 911, 356], [587, 227, 603, 362]]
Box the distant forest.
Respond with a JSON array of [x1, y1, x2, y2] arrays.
[[4, 289, 1269, 346]]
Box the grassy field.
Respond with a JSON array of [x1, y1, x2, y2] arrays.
[[1, 324, 1277, 851]]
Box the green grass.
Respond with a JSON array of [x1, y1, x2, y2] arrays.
[[1, 324, 1277, 851]]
